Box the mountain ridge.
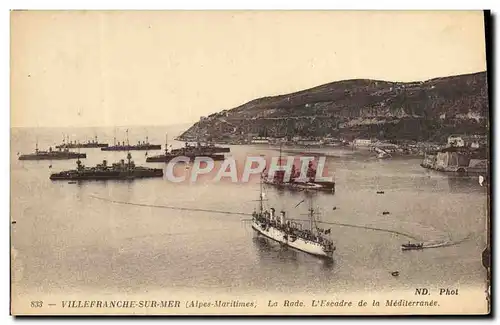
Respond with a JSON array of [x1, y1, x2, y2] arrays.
[[180, 71, 489, 142]]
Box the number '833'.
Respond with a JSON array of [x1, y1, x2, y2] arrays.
[[31, 301, 43, 308]]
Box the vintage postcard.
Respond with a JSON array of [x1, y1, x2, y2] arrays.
[[10, 10, 490, 315]]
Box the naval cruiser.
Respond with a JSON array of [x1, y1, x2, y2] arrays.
[[101, 135, 161, 151], [56, 135, 109, 149], [18, 143, 86, 160], [49, 152, 163, 180], [146, 134, 226, 163], [251, 176, 336, 258], [170, 142, 230, 155], [263, 146, 335, 193]]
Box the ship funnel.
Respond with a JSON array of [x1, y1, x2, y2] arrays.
[[102, 160, 107, 167], [280, 211, 285, 225], [270, 208, 275, 220]]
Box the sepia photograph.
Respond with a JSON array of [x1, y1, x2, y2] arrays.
[[10, 10, 490, 315]]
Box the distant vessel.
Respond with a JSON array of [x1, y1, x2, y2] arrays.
[[251, 177, 336, 258], [263, 146, 335, 193], [56, 135, 109, 149], [101, 130, 161, 151], [146, 135, 227, 163], [401, 242, 424, 251], [19, 142, 86, 160], [170, 142, 230, 155], [49, 152, 163, 180]]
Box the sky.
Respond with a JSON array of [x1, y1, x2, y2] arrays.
[[11, 10, 487, 128]]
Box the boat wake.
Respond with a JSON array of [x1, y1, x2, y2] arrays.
[[315, 220, 420, 240], [418, 233, 473, 249], [313, 221, 472, 250]]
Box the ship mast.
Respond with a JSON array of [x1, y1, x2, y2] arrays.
[[165, 133, 169, 154], [308, 194, 314, 231], [76, 140, 82, 169], [307, 193, 320, 232], [126, 129, 132, 169], [259, 173, 264, 214], [279, 142, 283, 165]]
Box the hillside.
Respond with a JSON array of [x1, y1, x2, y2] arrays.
[[179, 71, 489, 142]]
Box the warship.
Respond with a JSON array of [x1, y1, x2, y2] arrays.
[[170, 142, 230, 155], [101, 131, 161, 151], [56, 135, 109, 149], [146, 135, 227, 163], [18, 143, 86, 160], [263, 146, 336, 193], [251, 177, 336, 258], [49, 152, 163, 180]]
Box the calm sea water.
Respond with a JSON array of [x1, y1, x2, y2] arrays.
[[11, 125, 488, 297]]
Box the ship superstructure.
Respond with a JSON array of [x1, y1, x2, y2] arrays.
[[263, 145, 335, 193], [146, 135, 227, 163], [101, 130, 161, 151], [56, 135, 109, 149], [170, 142, 230, 155]]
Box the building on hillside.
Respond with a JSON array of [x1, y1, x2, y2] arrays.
[[447, 135, 465, 147], [353, 138, 375, 147], [251, 137, 270, 144]]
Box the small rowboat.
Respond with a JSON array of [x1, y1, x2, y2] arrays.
[[401, 243, 424, 251]]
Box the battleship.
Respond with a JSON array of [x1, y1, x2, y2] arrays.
[[56, 135, 109, 149], [263, 147, 336, 193], [101, 131, 161, 151], [263, 165, 336, 192], [146, 135, 227, 163], [49, 152, 163, 180], [251, 177, 336, 258], [18, 143, 86, 160], [170, 142, 230, 155]]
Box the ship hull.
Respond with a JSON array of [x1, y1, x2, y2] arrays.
[[251, 220, 333, 258], [171, 147, 230, 154], [49, 169, 163, 180], [264, 180, 335, 193], [146, 154, 226, 163], [213, 147, 230, 153], [56, 144, 108, 149], [101, 145, 162, 151], [401, 247, 424, 251], [19, 153, 87, 160]]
